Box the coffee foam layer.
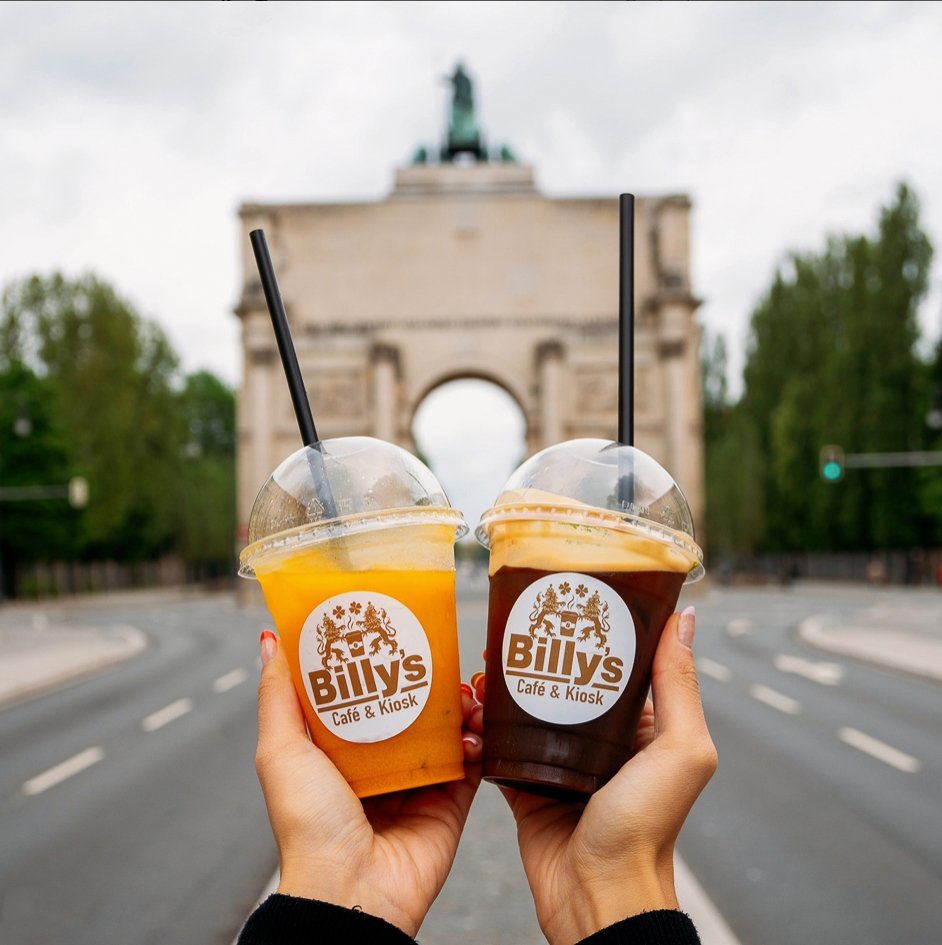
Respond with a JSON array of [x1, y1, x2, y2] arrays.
[[483, 490, 697, 577]]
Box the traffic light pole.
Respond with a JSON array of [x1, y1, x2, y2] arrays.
[[843, 451, 942, 468], [820, 445, 942, 483]]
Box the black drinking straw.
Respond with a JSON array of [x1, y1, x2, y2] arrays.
[[251, 229, 319, 445], [250, 228, 339, 519], [618, 193, 635, 447], [617, 194, 635, 511]]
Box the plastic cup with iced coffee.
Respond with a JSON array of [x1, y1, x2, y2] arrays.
[[240, 436, 468, 798], [475, 437, 703, 798]]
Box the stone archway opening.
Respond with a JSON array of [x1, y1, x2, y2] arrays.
[[412, 378, 527, 546]]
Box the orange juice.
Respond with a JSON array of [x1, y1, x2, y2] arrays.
[[254, 522, 464, 798]]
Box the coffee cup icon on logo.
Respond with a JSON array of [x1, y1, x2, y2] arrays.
[[559, 610, 579, 637], [345, 629, 366, 659]]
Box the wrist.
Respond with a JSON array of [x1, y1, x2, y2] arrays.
[[545, 863, 679, 945], [277, 861, 419, 938]]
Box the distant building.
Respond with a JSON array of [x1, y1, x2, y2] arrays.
[[235, 67, 704, 545]]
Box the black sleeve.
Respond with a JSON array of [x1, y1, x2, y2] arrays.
[[236, 894, 415, 945], [237, 895, 700, 945], [575, 909, 701, 945]]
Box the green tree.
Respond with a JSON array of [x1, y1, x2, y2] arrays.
[[709, 183, 934, 555], [177, 371, 236, 572], [0, 360, 79, 594], [1, 273, 187, 560], [701, 330, 763, 560]]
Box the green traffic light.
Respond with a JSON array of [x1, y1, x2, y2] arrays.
[[822, 461, 842, 481]]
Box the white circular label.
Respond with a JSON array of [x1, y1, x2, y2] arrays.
[[299, 591, 433, 743], [501, 573, 635, 725]]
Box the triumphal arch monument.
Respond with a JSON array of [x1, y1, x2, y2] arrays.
[[235, 66, 704, 544]]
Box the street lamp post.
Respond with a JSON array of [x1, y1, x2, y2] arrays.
[[0, 409, 88, 602], [0, 412, 32, 601], [0, 477, 89, 603]]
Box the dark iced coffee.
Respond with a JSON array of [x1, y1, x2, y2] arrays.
[[476, 440, 703, 799]]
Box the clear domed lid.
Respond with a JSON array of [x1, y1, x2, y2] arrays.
[[476, 438, 703, 582], [240, 436, 467, 577]]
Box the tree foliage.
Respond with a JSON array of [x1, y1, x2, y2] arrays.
[[0, 360, 80, 594], [177, 371, 236, 570], [705, 184, 935, 557], [0, 273, 236, 578]]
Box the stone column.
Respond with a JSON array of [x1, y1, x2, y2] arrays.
[[250, 349, 276, 497], [659, 338, 688, 490], [371, 344, 400, 443], [537, 341, 565, 449]]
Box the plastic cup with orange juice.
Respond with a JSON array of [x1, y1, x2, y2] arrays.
[[239, 436, 468, 798]]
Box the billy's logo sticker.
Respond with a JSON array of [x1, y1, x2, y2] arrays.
[[299, 592, 432, 743], [502, 573, 635, 724]]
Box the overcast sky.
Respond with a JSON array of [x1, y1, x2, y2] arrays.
[[3, 1, 941, 518]]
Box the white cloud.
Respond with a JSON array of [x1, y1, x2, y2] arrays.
[[0, 0, 940, 425]]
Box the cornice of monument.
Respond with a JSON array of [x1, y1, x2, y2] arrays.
[[390, 162, 538, 198], [294, 315, 622, 335]]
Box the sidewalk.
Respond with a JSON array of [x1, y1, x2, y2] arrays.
[[0, 587, 234, 709], [0, 591, 215, 708], [798, 588, 942, 685]]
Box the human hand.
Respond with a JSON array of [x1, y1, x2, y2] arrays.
[[254, 630, 483, 937], [470, 606, 716, 945]]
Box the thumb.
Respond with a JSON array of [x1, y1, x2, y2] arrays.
[[650, 607, 711, 748], [257, 630, 309, 756]]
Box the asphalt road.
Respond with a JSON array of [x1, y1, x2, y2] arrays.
[[676, 583, 942, 945], [0, 594, 277, 945], [1, 581, 940, 944]]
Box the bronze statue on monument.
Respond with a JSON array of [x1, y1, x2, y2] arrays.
[[411, 62, 517, 165]]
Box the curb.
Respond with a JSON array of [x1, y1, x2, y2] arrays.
[[797, 614, 942, 686], [0, 585, 226, 615], [0, 625, 149, 710]]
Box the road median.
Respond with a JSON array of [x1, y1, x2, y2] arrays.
[[0, 618, 148, 710], [798, 611, 942, 685]]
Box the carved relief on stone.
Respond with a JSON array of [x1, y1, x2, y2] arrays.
[[575, 368, 617, 415], [249, 348, 277, 367], [300, 371, 369, 419], [575, 363, 654, 418], [658, 340, 686, 359]]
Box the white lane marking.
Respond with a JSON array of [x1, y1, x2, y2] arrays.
[[213, 668, 248, 693], [697, 657, 733, 682], [22, 746, 105, 796], [142, 697, 194, 732], [674, 854, 743, 945], [749, 683, 800, 715], [774, 653, 843, 686], [726, 619, 754, 637], [838, 726, 921, 773]]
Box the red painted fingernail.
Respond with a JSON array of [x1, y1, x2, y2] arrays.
[[470, 671, 485, 689], [460, 683, 473, 697], [462, 734, 481, 749], [482, 649, 488, 662], [260, 629, 277, 666]]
